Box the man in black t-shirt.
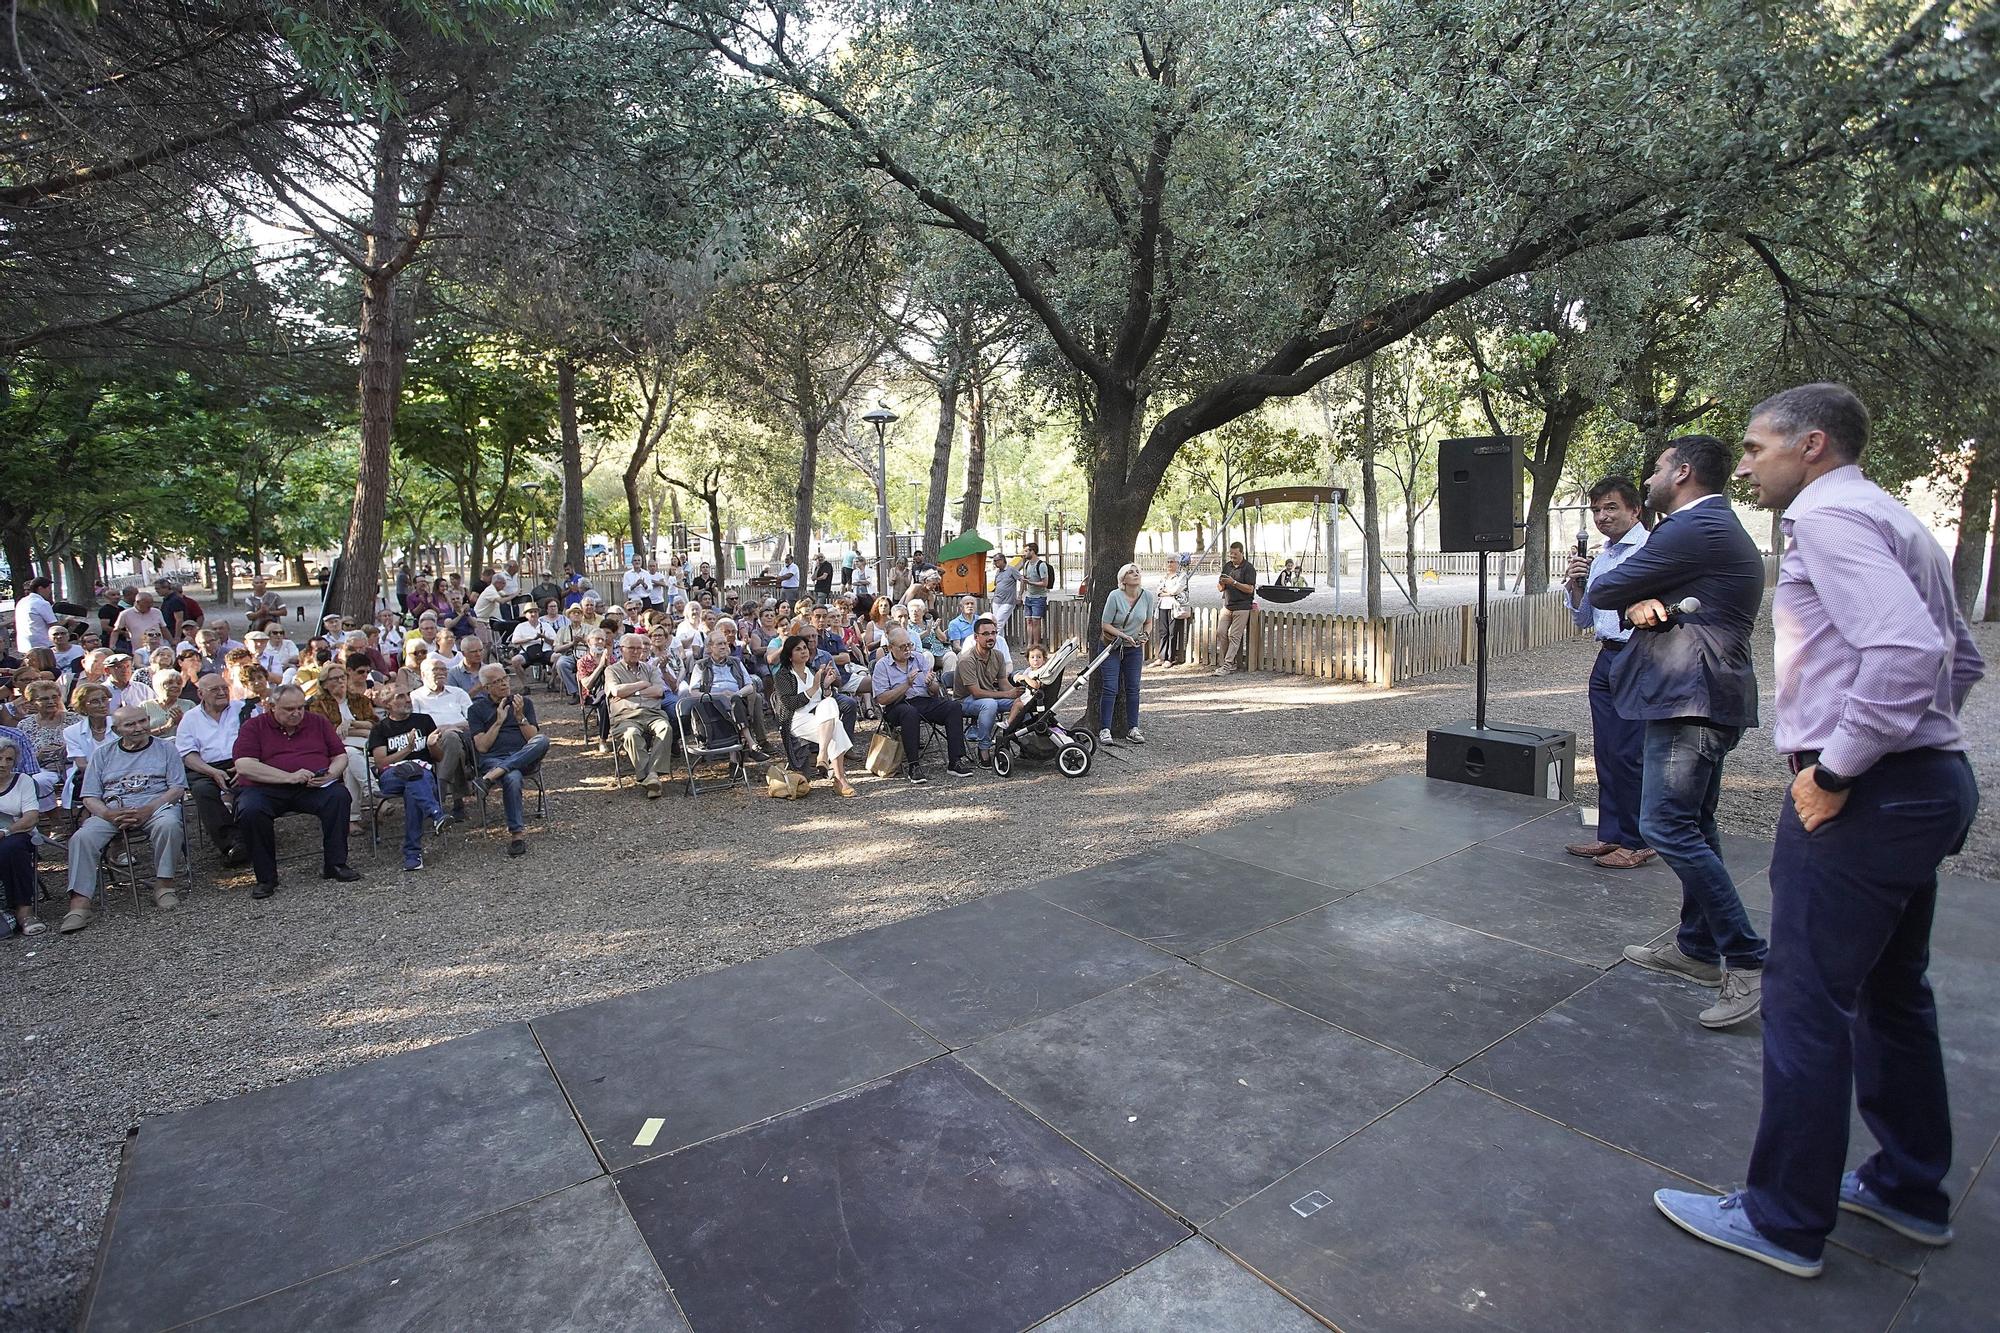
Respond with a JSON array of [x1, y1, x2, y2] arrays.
[[1217, 541, 1257, 674], [366, 682, 448, 871]]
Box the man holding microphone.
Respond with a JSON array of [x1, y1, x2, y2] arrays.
[[1587, 434, 1768, 1029], [1655, 384, 1981, 1278], [1562, 477, 1654, 869]]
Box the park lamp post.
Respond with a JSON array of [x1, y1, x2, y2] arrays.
[[862, 403, 899, 596], [521, 481, 542, 575]]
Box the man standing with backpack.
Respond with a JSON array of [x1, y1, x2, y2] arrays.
[[1019, 543, 1052, 652]]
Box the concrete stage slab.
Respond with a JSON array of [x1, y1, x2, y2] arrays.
[[82, 776, 1999, 1332]]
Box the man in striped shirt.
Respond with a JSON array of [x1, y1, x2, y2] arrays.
[[1655, 382, 1983, 1278]]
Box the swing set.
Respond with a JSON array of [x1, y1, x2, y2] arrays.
[[1227, 486, 1347, 606]]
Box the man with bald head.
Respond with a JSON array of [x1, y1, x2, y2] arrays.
[[232, 683, 360, 898], [61, 705, 188, 932]]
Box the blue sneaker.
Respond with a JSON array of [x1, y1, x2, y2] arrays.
[[1839, 1172, 1953, 1246], [1654, 1189, 1823, 1278], [403, 856, 424, 873]]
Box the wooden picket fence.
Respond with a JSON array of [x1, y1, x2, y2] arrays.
[[1039, 590, 1585, 687]]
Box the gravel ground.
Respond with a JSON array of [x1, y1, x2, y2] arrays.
[[8, 622, 2000, 1329]]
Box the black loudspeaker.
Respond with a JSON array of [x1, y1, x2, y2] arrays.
[[1437, 435, 1524, 552], [1426, 721, 1576, 801]]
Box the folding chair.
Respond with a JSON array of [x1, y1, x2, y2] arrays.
[[367, 764, 450, 862], [475, 760, 548, 826], [672, 703, 751, 799], [95, 797, 198, 911]]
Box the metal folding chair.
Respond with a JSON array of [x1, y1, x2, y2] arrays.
[[672, 703, 750, 799], [95, 797, 198, 911]]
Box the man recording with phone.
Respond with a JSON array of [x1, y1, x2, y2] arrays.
[[1561, 476, 1653, 870], [1587, 435, 1768, 1029]]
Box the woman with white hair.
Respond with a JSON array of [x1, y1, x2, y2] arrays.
[[1098, 562, 1156, 745], [1155, 554, 1193, 668], [0, 734, 42, 935]]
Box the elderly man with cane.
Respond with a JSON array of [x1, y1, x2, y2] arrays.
[[1652, 384, 1984, 1277]]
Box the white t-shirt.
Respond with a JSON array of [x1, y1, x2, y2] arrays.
[[474, 585, 507, 619], [410, 684, 473, 727], [622, 568, 652, 601], [510, 620, 557, 647], [0, 772, 36, 823], [779, 561, 801, 589], [16, 591, 57, 652]]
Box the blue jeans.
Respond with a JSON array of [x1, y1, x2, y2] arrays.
[[962, 696, 1003, 747], [1744, 749, 1977, 1258], [478, 734, 550, 832], [378, 766, 443, 863], [1099, 643, 1143, 731], [1638, 718, 1766, 970], [1588, 646, 1646, 849]]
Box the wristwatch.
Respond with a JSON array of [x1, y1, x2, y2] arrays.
[[1811, 765, 1854, 793]]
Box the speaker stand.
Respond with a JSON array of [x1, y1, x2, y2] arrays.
[[1426, 548, 1577, 800], [1475, 550, 1489, 730]]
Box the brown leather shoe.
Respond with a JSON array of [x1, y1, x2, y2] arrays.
[[1593, 847, 1659, 870], [1566, 840, 1620, 858]]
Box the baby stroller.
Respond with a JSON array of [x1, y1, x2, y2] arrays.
[[989, 637, 1108, 779]]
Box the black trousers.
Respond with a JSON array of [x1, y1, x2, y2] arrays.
[[237, 783, 352, 885], [187, 767, 240, 852], [884, 694, 965, 765]]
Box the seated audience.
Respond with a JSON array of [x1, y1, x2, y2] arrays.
[[230, 684, 360, 898], [176, 674, 244, 863], [872, 627, 971, 783], [0, 736, 41, 936], [955, 616, 1020, 767], [366, 682, 450, 873], [683, 634, 772, 758], [773, 633, 856, 797], [509, 604, 558, 679], [62, 705, 189, 931], [305, 663, 374, 834], [467, 664, 549, 857], [604, 633, 676, 798], [411, 658, 478, 817]]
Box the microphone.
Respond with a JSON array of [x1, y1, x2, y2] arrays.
[[1574, 531, 1590, 558], [1629, 596, 1701, 631]]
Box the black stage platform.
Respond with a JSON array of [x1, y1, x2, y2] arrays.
[[81, 776, 1999, 1331]]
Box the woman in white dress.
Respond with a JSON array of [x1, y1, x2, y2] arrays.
[[773, 634, 857, 797]]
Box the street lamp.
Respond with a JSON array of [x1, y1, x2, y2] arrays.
[[862, 403, 899, 594], [521, 482, 542, 574]]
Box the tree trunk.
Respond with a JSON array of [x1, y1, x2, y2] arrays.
[[623, 464, 647, 567], [1359, 357, 1383, 619], [210, 538, 234, 604], [1, 529, 32, 597], [958, 366, 988, 533], [1522, 402, 1586, 595], [556, 356, 586, 573], [1953, 435, 1996, 615], [792, 421, 819, 570], [1404, 512, 1419, 609], [924, 351, 963, 554], [336, 117, 412, 622], [288, 553, 308, 588], [703, 487, 725, 580], [1985, 501, 2000, 622]]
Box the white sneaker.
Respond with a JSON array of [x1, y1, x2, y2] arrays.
[[1126, 727, 1147, 744], [1099, 729, 1114, 745]]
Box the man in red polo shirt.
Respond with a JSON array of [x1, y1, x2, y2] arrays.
[[230, 683, 362, 897]]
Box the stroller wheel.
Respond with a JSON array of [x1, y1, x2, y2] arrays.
[[1057, 744, 1092, 778], [1073, 727, 1099, 755], [991, 746, 1014, 778]]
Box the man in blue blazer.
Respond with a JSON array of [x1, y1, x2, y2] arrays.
[[1587, 434, 1768, 1029]]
